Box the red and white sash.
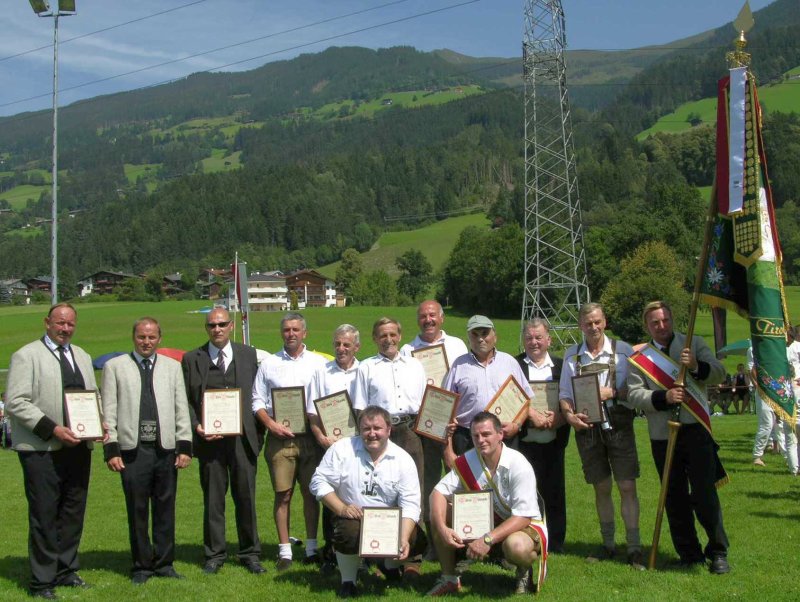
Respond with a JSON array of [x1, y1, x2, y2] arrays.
[[454, 450, 548, 593], [628, 344, 713, 436]]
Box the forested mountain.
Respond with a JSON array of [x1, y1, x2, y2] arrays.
[[1, 0, 798, 309]]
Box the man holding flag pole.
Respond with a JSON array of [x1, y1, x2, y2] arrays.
[[629, 1, 798, 573]]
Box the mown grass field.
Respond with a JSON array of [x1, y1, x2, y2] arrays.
[[0, 408, 796, 600], [638, 66, 800, 139], [201, 149, 242, 173], [1, 291, 800, 599]]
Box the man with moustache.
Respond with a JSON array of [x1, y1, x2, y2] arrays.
[[399, 300, 468, 556], [443, 315, 539, 462], [253, 312, 327, 569], [627, 301, 730, 573], [310, 406, 423, 598], [307, 323, 362, 571], [6, 303, 97, 598], [102, 317, 192, 584], [182, 308, 265, 575], [515, 318, 568, 553], [559, 302, 643, 569], [352, 317, 427, 582]]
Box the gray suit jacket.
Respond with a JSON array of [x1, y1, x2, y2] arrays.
[[627, 331, 725, 440], [6, 339, 97, 451], [101, 353, 192, 457]]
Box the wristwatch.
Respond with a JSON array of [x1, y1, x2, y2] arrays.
[[482, 533, 494, 546]]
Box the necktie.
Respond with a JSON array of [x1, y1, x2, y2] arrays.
[[142, 358, 151, 371], [216, 350, 225, 372], [57, 345, 75, 376]]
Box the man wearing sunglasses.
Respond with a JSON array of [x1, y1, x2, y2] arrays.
[[182, 307, 265, 576]]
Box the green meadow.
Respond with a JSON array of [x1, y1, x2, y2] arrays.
[[319, 212, 490, 279], [638, 66, 800, 139], [0, 184, 49, 210]]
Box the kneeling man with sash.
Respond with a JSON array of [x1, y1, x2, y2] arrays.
[[627, 301, 730, 574], [427, 411, 547, 596]]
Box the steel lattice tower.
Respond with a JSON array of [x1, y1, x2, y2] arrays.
[[521, 0, 589, 346]]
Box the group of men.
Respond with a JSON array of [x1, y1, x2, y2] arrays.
[[5, 297, 731, 599]]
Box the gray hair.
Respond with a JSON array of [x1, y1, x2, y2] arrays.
[[522, 318, 551, 334], [334, 323, 360, 346], [281, 312, 306, 331], [579, 302, 605, 320]]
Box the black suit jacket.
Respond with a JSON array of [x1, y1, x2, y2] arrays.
[[515, 352, 570, 449], [182, 341, 263, 459]]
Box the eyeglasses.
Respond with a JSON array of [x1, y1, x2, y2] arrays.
[[206, 321, 231, 329]]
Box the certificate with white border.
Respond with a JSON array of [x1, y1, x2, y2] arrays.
[[202, 388, 242, 436], [414, 385, 459, 443], [272, 386, 307, 434], [452, 491, 494, 542], [529, 381, 559, 414], [64, 390, 103, 440], [411, 343, 450, 387], [359, 507, 401, 558], [314, 390, 357, 441]]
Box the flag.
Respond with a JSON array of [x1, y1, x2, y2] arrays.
[[233, 261, 251, 346], [698, 72, 796, 425]]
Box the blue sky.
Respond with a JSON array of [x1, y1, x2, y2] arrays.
[[0, 0, 774, 117]]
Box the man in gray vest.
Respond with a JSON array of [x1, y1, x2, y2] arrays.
[[102, 317, 192, 584]]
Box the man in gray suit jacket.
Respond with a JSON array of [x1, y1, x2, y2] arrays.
[[181, 307, 265, 575], [7, 303, 97, 599], [102, 317, 192, 585]]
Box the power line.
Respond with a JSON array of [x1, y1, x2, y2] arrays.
[[0, 0, 470, 111], [0, 0, 211, 63]]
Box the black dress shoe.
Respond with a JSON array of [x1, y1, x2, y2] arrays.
[[203, 561, 223, 575], [302, 553, 321, 565], [58, 574, 90, 588], [709, 556, 730, 574], [242, 560, 266, 575], [337, 581, 358, 598], [29, 589, 57, 599], [156, 567, 185, 579], [131, 573, 151, 585]]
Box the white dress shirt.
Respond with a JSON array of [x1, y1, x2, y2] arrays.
[[307, 358, 360, 415], [310, 436, 421, 523], [252, 345, 327, 414], [351, 354, 427, 415], [400, 330, 469, 366], [559, 336, 633, 405], [435, 444, 542, 521]]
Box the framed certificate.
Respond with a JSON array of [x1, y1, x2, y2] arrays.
[[529, 381, 559, 414], [484, 375, 530, 424], [313, 390, 357, 441], [272, 387, 307, 434], [202, 388, 242, 436], [414, 385, 459, 443], [572, 373, 604, 423], [411, 344, 450, 387], [452, 491, 494, 542], [359, 507, 402, 558], [64, 390, 103, 440]]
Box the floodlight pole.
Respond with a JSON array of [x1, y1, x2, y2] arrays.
[[30, 2, 76, 304], [50, 12, 60, 304]]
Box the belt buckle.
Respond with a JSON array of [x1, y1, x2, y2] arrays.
[[390, 414, 404, 425]]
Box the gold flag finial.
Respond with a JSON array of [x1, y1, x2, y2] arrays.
[[727, 1, 754, 69]]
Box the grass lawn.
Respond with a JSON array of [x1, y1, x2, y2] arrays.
[[123, 163, 161, 185], [1, 296, 800, 598], [0, 414, 796, 601]]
